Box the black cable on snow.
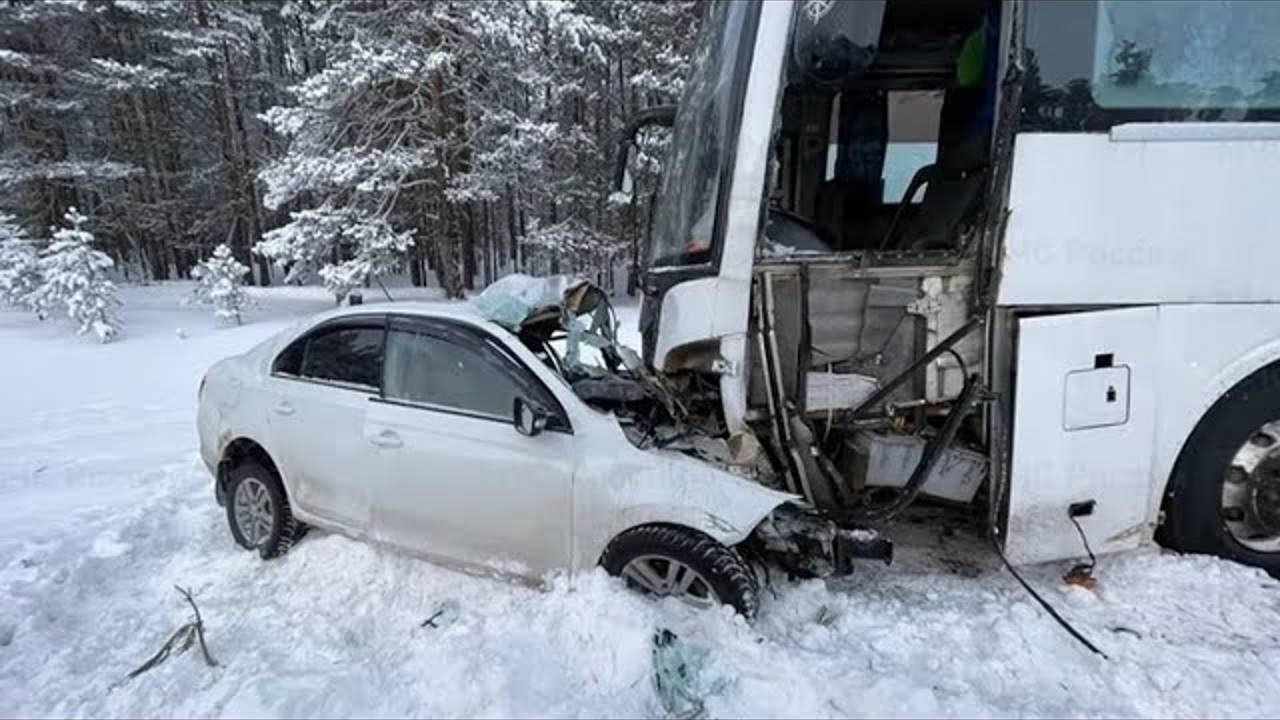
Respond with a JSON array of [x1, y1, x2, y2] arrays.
[[990, 532, 1109, 660]]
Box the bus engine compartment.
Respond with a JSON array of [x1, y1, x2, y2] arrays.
[[742, 257, 989, 519]]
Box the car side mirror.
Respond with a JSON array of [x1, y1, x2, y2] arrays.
[[513, 397, 549, 437]]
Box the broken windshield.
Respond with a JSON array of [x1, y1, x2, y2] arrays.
[[647, 2, 756, 270]]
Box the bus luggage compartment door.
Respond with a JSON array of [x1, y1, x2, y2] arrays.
[[1004, 306, 1158, 565]]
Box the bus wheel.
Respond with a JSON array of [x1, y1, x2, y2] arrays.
[[1161, 367, 1280, 576]]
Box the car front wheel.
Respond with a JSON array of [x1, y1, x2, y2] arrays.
[[225, 461, 300, 559], [601, 525, 759, 618]]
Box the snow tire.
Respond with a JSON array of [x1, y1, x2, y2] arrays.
[[601, 524, 759, 619], [225, 461, 301, 560]]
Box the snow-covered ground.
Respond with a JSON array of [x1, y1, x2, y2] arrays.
[[2, 283, 1279, 718]]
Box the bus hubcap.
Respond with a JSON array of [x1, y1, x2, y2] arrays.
[[1222, 422, 1280, 551]]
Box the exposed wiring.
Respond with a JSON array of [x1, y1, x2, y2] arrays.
[[945, 347, 969, 380], [989, 530, 1108, 659], [1069, 514, 1098, 575], [810, 311, 911, 369], [876, 311, 912, 362]]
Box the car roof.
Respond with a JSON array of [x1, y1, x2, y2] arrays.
[[303, 300, 501, 333], [257, 299, 530, 373]]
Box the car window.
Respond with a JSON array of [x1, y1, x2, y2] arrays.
[[272, 337, 306, 376], [297, 325, 384, 391], [384, 326, 533, 419]]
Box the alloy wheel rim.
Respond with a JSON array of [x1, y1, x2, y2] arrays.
[[233, 477, 274, 547], [621, 555, 720, 609]]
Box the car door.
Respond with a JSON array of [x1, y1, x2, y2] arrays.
[[363, 315, 577, 577], [266, 315, 386, 533]]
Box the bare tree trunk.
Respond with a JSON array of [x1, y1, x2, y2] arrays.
[[462, 203, 477, 290]]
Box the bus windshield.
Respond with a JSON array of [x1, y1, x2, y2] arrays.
[[647, 2, 753, 270], [1022, 0, 1280, 130]]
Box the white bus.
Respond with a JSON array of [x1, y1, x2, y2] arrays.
[[622, 0, 1280, 574]]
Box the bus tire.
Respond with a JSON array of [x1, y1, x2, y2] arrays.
[[1160, 364, 1280, 577]]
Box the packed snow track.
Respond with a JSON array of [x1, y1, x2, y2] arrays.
[[2, 284, 1279, 718]]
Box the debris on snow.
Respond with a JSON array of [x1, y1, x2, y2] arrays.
[[117, 586, 217, 687], [652, 628, 726, 719], [1063, 565, 1100, 591], [1109, 625, 1143, 640], [420, 599, 461, 630], [813, 605, 837, 627]]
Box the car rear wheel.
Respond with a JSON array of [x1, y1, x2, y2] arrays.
[[225, 461, 300, 560], [601, 525, 759, 618]]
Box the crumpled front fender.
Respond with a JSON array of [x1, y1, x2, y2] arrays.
[[571, 445, 797, 571]]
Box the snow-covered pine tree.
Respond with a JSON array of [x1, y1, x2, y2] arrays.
[[256, 207, 413, 303], [441, 1, 700, 288], [189, 243, 252, 325], [0, 214, 42, 309], [3, 1, 703, 292], [255, 3, 441, 301], [0, 1, 304, 283], [27, 208, 123, 342]]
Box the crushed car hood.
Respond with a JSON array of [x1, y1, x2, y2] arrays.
[[472, 274, 753, 472]]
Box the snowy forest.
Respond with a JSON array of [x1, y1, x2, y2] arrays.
[[0, 0, 703, 304]]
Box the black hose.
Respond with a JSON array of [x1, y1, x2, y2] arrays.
[[945, 347, 968, 381], [835, 374, 982, 523], [849, 316, 983, 419]]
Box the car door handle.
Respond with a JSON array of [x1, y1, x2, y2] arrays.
[[369, 429, 402, 448], [273, 401, 295, 416]]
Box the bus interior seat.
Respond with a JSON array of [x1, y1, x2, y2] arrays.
[[880, 86, 989, 251]]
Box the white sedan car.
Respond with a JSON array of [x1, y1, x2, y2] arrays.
[[198, 300, 802, 616]]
